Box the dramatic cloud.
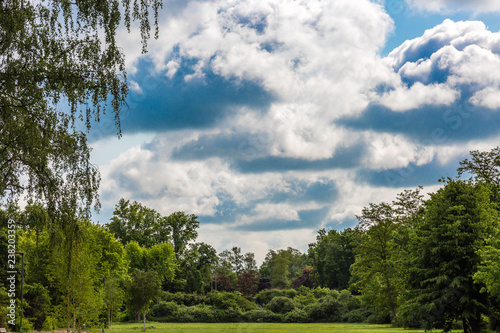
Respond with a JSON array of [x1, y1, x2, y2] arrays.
[[91, 3, 500, 261]]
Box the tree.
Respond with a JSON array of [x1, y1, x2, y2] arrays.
[[292, 267, 314, 289], [262, 250, 290, 289], [243, 252, 258, 272], [351, 202, 400, 324], [236, 270, 260, 296], [457, 147, 500, 188], [308, 228, 357, 290], [127, 269, 161, 332], [181, 242, 218, 292], [49, 219, 102, 333], [124, 240, 176, 285], [216, 275, 234, 292], [164, 212, 199, 258], [474, 234, 500, 300], [0, 0, 162, 215], [108, 199, 169, 248], [217, 246, 245, 275], [403, 180, 498, 333]]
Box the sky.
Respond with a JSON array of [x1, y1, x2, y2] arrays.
[[87, 0, 500, 263]]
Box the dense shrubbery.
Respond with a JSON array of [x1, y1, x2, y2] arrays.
[[149, 287, 366, 323]]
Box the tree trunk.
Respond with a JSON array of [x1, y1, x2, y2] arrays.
[[108, 306, 112, 328], [143, 307, 146, 332], [384, 273, 397, 325], [66, 290, 71, 333]]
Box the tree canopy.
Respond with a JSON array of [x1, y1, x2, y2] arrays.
[[0, 0, 162, 215]]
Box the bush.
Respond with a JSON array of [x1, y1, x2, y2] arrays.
[[210, 291, 240, 310], [173, 306, 195, 322], [238, 297, 257, 312], [337, 290, 361, 311], [243, 309, 282, 322], [151, 301, 179, 318], [344, 308, 370, 323], [254, 289, 296, 306], [161, 292, 208, 306], [306, 295, 343, 322], [312, 287, 331, 299], [284, 308, 310, 323], [266, 296, 295, 314], [284, 289, 298, 299], [294, 293, 316, 307], [185, 305, 216, 323], [213, 308, 242, 322]]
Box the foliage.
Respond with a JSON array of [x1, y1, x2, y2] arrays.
[[164, 211, 200, 258], [308, 228, 357, 290], [216, 274, 235, 292], [292, 267, 314, 289], [351, 202, 400, 324], [260, 248, 306, 289], [243, 309, 282, 323], [236, 270, 260, 296], [0, 0, 162, 213], [306, 295, 343, 322], [127, 269, 162, 330], [108, 199, 167, 247], [151, 301, 180, 318], [23, 283, 51, 330], [474, 234, 500, 300], [403, 180, 498, 333], [266, 296, 296, 314], [210, 291, 240, 310]]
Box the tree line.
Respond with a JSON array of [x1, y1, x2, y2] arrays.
[[0, 147, 499, 332]]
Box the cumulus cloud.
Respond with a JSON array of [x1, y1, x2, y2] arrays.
[[405, 0, 500, 14], [362, 132, 435, 170], [94, 4, 500, 259], [117, 0, 394, 160], [375, 19, 500, 112]]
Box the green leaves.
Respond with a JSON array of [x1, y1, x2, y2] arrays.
[[0, 0, 163, 215], [404, 180, 497, 332]]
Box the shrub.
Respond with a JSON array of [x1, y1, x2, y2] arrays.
[[284, 308, 310, 323], [337, 290, 361, 311], [173, 306, 195, 322], [243, 309, 282, 322], [344, 308, 370, 323], [151, 301, 179, 318], [312, 287, 331, 299], [210, 291, 240, 310], [254, 289, 295, 306], [185, 305, 216, 323], [238, 297, 257, 312], [284, 289, 297, 299], [267, 296, 295, 314], [306, 295, 343, 322], [214, 308, 242, 322], [294, 293, 316, 307]]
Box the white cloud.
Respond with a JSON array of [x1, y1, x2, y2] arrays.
[[377, 82, 458, 111], [117, 0, 394, 159], [362, 132, 435, 170], [405, 0, 500, 14], [128, 80, 143, 94], [377, 19, 500, 112], [470, 87, 500, 109]]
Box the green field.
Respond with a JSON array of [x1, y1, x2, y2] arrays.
[[100, 322, 459, 333]]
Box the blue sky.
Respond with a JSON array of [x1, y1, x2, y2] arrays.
[[89, 0, 500, 262]]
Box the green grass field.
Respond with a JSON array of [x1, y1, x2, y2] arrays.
[[100, 322, 460, 333]]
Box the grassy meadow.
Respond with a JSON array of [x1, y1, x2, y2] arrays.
[[96, 322, 461, 333]]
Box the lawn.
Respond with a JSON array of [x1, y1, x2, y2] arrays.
[[99, 322, 460, 333]]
